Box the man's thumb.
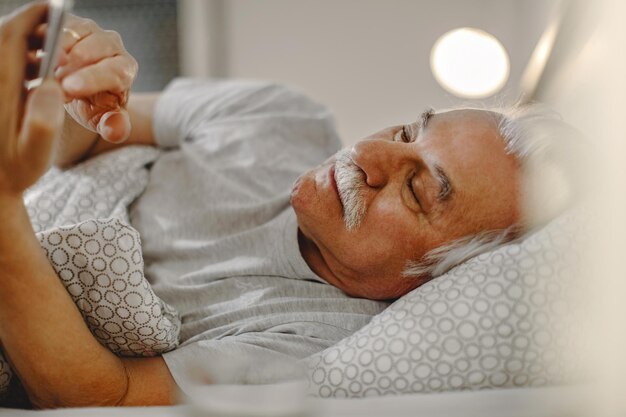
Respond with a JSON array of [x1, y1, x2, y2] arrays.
[[97, 110, 131, 143], [18, 79, 65, 170]]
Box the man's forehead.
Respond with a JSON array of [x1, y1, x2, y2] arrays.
[[420, 108, 510, 165], [419, 108, 504, 149], [424, 108, 521, 230], [430, 108, 502, 126]]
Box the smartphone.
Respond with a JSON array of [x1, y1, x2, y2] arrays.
[[38, 0, 74, 80]]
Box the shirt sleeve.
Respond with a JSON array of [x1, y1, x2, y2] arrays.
[[152, 78, 342, 151]]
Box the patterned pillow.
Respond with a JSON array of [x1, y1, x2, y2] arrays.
[[305, 210, 587, 397], [37, 217, 181, 356], [24, 146, 159, 232], [0, 147, 181, 397]]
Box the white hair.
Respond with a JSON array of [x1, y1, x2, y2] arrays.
[[403, 102, 585, 281]]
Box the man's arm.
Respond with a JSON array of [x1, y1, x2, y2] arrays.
[[48, 9, 159, 169], [54, 92, 160, 168], [0, 3, 179, 408], [0, 197, 178, 408]]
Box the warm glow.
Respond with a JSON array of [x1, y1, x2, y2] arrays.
[[430, 28, 510, 98]]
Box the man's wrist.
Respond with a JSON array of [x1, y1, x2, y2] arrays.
[[0, 193, 32, 268], [0, 192, 25, 214], [55, 112, 100, 168]]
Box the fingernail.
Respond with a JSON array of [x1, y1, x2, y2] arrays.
[[97, 122, 113, 139], [62, 75, 84, 92]]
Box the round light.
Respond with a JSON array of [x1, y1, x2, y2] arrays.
[[430, 28, 510, 98]]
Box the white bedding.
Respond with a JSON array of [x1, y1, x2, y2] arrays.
[[0, 146, 181, 398], [2, 141, 587, 402], [4, 109, 586, 403], [0, 385, 591, 417]]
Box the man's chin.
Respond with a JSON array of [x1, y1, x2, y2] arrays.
[[289, 171, 315, 217], [289, 175, 304, 204]]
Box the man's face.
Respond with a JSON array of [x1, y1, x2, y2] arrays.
[[291, 109, 521, 300]]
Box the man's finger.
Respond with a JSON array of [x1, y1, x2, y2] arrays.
[[61, 54, 137, 98], [16, 79, 64, 188], [0, 3, 48, 83], [97, 110, 131, 143], [0, 1, 48, 135], [25, 51, 69, 90], [54, 30, 125, 79], [28, 22, 46, 50], [62, 14, 96, 41], [2, 1, 47, 31], [32, 22, 81, 59]]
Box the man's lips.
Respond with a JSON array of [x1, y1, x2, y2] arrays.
[[329, 164, 341, 203]]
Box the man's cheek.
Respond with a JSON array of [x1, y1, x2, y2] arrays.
[[359, 203, 418, 251], [333, 227, 396, 268], [361, 199, 403, 230]]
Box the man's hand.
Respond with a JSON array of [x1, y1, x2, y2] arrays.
[[49, 14, 138, 143], [0, 2, 65, 196], [0, 4, 177, 408]]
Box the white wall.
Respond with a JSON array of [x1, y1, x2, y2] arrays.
[[182, 0, 554, 146]]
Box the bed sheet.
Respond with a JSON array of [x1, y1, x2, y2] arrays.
[[0, 385, 591, 417]]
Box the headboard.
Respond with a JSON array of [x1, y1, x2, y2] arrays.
[[519, 2, 626, 416], [518, 0, 602, 135]]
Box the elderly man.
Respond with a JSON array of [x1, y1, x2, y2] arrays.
[[0, 2, 570, 409]]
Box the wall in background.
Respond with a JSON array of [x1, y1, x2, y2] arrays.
[[532, 2, 626, 414], [0, 0, 179, 92], [72, 0, 180, 92], [215, 0, 556, 145], [1, 0, 557, 141]]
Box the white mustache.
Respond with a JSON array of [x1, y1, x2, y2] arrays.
[[334, 149, 366, 230]]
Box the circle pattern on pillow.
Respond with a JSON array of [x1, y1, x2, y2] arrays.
[[305, 210, 586, 397], [0, 218, 182, 396], [24, 146, 159, 233], [37, 217, 181, 357]]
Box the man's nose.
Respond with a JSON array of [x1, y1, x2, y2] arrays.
[[350, 139, 415, 188]]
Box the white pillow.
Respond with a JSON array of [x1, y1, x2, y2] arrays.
[[24, 146, 159, 232], [0, 218, 181, 396], [37, 217, 181, 356], [305, 210, 586, 397]]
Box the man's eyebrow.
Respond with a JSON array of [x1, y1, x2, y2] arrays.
[[416, 108, 451, 202], [433, 164, 453, 202], [417, 108, 434, 132]]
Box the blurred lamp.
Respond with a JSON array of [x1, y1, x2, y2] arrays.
[[430, 28, 510, 98]]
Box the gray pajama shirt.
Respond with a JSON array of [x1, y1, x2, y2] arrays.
[[130, 79, 388, 392]]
